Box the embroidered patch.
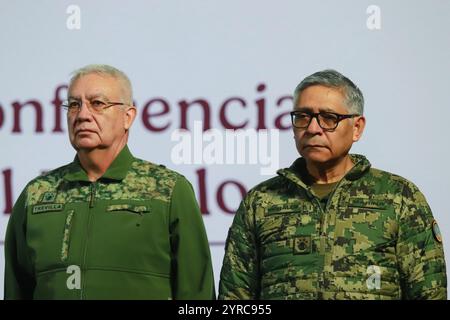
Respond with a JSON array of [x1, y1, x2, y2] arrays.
[[432, 220, 442, 244], [41, 192, 57, 203], [293, 235, 312, 254], [32, 203, 64, 214]]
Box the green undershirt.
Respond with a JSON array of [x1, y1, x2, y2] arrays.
[[311, 182, 339, 200], [295, 162, 341, 210]]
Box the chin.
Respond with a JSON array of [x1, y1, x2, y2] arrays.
[[306, 156, 331, 164], [76, 145, 99, 151], [300, 149, 330, 163], [74, 139, 100, 151]]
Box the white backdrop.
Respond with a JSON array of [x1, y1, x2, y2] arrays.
[[1, 0, 449, 299]]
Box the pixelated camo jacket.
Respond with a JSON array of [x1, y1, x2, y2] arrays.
[[219, 154, 447, 300]]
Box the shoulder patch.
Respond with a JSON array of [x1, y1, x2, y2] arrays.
[[432, 220, 443, 244]]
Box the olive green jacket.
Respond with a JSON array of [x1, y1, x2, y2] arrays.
[[219, 154, 447, 299], [5, 145, 215, 299]]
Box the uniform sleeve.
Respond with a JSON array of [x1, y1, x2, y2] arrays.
[[396, 182, 447, 299], [218, 198, 259, 300], [168, 176, 215, 300], [4, 188, 35, 299]]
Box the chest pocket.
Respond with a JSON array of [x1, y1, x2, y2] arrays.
[[28, 203, 74, 271], [258, 203, 321, 277], [100, 200, 157, 234], [332, 197, 400, 289], [106, 204, 150, 215], [102, 201, 153, 231], [258, 203, 316, 244], [335, 197, 397, 255]]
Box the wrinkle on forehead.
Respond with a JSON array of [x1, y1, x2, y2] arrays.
[[68, 74, 126, 102], [68, 93, 110, 101]]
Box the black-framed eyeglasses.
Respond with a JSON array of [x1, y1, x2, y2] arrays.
[[290, 110, 360, 131], [62, 99, 127, 115]]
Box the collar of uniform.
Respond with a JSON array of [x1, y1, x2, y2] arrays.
[[63, 145, 135, 182], [277, 161, 309, 190], [277, 153, 372, 187], [345, 154, 371, 180]]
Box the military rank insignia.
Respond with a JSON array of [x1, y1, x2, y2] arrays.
[[41, 192, 57, 203], [432, 220, 442, 244], [293, 235, 312, 254], [33, 192, 62, 214]]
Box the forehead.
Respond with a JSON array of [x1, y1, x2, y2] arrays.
[[296, 85, 347, 113], [68, 73, 122, 98]]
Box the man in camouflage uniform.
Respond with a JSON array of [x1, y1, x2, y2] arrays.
[[4, 64, 215, 299], [219, 69, 447, 299]]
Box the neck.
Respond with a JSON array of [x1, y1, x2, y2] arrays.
[[305, 155, 354, 184], [77, 139, 127, 182]]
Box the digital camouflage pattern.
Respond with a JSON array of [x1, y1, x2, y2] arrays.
[[61, 209, 74, 262], [5, 145, 215, 300], [219, 154, 447, 300]]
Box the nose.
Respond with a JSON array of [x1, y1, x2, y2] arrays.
[[305, 115, 323, 134], [75, 100, 93, 121]]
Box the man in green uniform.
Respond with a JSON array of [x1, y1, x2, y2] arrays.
[[219, 69, 447, 299], [4, 64, 215, 299]]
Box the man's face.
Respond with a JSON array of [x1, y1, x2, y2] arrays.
[[67, 73, 135, 152], [293, 85, 365, 165]]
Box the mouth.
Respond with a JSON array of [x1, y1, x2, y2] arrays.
[[304, 145, 326, 149], [75, 129, 96, 135]]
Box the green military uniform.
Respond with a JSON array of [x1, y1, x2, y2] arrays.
[[219, 154, 447, 299], [5, 145, 215, 299]]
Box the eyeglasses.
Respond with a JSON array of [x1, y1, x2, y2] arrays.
[[62, 99, 127, 115], [290, 110, 359, 131]]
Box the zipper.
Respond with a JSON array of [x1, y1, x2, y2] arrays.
[[81, 182, 96, 299], [89, 182, 96, 208], [304, 178, 347, 297], [320, 178, 346, 235], [317, 176, 352, 297]]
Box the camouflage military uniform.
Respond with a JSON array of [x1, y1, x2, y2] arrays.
[[219, 154, 447, 299], [5, 145, 215, 299]]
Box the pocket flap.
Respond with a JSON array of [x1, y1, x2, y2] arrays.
[[344, 197, 389, 210], [265, 203, 313, 216], [106, 204, 150, 214]]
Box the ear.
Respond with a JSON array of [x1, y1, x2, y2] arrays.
[[352, 116, 366, 142], [124, 105, 137, 131]]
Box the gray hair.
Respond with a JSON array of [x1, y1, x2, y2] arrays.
[[68, 64, 133, 104], [293, 69, 364, 115]]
